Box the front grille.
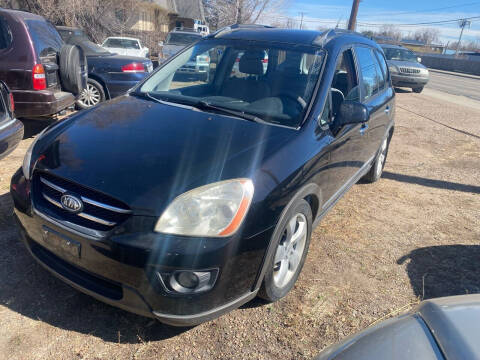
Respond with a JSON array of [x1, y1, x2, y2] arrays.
[[33, 172, 132, 232], [399, 67, 421, 74]]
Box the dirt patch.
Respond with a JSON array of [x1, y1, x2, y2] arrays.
[[0, 92, 479, 359]]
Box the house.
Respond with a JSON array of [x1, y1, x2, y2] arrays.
[[167, 0, 206, 31], [401, 39, 445, 54]]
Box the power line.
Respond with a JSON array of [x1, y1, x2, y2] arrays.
[[359, 1, 480, 18], [358, 15, 480, 27]]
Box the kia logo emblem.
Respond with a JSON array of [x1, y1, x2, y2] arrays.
[[60, 194, 83, 213]]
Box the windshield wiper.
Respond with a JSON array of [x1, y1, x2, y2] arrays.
[[195, 101, 270, 124], [132, 92, 197, 110], [132, 93, 270, 124]]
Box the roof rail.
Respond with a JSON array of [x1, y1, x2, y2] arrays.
[[207, 23, 275, 38]]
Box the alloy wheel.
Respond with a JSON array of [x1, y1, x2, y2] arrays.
[[273, 213, 307, 288], [78, 83, 101, 107]]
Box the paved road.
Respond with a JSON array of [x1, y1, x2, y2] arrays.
[[426, 71, 480, 101]]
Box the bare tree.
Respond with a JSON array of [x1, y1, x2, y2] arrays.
[[413, 28, 440, 45], [203, 0, 286, 29], [378, 24, 402, 41]]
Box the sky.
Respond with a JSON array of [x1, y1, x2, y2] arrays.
[[268, 0, 480, 44]]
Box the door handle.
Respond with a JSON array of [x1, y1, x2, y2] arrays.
[[359, 123, 368, 135]]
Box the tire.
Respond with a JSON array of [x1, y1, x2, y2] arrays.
[[362, 134, 391, 183], [76, 79, 106, 109], [412, 86, 424, 93], [59, 44, 87, 95], [258, 199, 313, 302]]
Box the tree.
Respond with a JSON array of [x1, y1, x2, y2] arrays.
[[378, 24, 402, 42], [413, 28, 440, 45], [203, 0, 286, 30]]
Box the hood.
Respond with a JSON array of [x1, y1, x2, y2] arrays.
[[35, 96, 295, 216], [387, 59, 427, 70], [162, 44, 186, 58]]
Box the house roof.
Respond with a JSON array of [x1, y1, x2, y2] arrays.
[[151, 0, 204, 21], [401, 39, 425, 46]]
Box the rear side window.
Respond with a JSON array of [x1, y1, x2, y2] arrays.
[[25, 19, 63, 57], [355, 46, 385, 101], [0, 16, 12, 49], [375, 50, 389, 88]]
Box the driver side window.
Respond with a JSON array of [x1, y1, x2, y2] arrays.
[[326, 49, 359, 124]]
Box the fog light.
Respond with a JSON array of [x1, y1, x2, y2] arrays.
[[175, 271, 200, 289], [160, 269, 218, 294]]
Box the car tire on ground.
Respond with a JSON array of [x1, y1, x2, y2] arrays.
[[362, 134, 391, 183], [258, 198, 312, 302], [412, 86, 424, 93], [76, 79, 106, 109], [59, 44, 87, 95]]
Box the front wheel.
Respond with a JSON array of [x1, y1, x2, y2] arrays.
[[76, 79, 106, 109], [412, 86, 424, 93], [258, 199, 312, 302]]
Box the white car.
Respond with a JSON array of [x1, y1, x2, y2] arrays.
[[101, 37, 149, 58]]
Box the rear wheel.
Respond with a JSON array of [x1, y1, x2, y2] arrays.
[[362, 135, 390, 183], [259, 199, 312, 302], [76, 79, 105, 109], [412, 86, 424, 93]]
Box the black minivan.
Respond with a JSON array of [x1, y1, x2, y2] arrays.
[[11, 26, 395, 326]]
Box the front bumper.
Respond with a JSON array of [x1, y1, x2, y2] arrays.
[[11, 170, 272, 326], [0, 118, 23, 160], [391, 74, 429, 88]]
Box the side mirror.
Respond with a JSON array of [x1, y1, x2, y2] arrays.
[[158, 41, 164, 47], [417, 57, 422, 63], [336, 101, 370, 126]]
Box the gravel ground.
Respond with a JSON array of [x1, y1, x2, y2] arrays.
[[0, 90, 479, 360]]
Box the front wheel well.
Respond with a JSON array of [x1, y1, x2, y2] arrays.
[[304, 194, 319, 221]]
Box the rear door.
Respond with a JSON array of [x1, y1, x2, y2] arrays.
[[25, 19, 64, 91], [354, 46, 393, 159]]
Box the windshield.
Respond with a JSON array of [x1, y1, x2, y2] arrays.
[[103, 38, 140, 49], [166, 33, 202, 45], [383, 47, 418, 62], [139, 39, 325, 127]]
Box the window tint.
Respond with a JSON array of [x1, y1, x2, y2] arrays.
[[26, 20, 63, 57], [356, 47, 384, 101], [0, 16, 12, 50]]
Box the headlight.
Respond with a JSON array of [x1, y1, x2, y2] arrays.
[[22, 128, 46, 180], [388, 65, 398, 74], [154, 179, 254, 237]]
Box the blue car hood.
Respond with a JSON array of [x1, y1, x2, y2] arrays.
[[35, 96, 295, 216]]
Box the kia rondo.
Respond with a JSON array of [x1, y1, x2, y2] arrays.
[[11, 26, 395, 326]]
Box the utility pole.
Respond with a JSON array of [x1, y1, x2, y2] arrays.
[[299, 12, 304, 29], [348, 0, 361, 31], [455, 19, 471, 56]]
